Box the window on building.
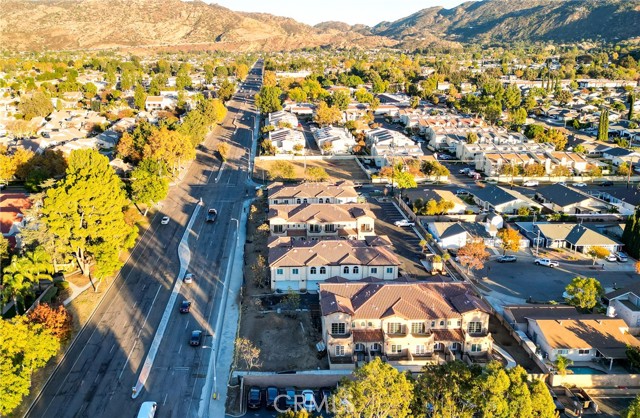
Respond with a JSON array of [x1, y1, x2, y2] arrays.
[[292, 268, 299, 275], [310, 267, 317, 275], [303, 199, 308, 203], [343, 266, 350, 274], [411, 323, 426, 334], [390, 344, 402, 354], [467, 322, 482, 334], [319, 267, 326, 274], [457, 320, 461, 326], [274, 200, 278, 204], [371, 267, 378, 274], [361, 224, 373, 232], [371, 343, 381, 351], [557, 349, 569, 355], [335, 345, 345, 356], [276, 268, 284, 275], [319, 198, 324, 203], [296, 199, 301, 204], [471, 344, 482, 352], [355, 343, 365, 352], [431, 321, 436, 328], [331, 323, 346, 335], [386, 267, 393, 274], [439, 320, 445, 326], [353, 266, 359, 274], [387, 322, 403, 334], [415, 345, 426, 355], [578, 349, 590, 355], [273, 225, 284, 233], [309, 224, 321, 233], [324, 224, 335, 232]]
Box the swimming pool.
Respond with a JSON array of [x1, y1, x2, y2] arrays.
[[568, 366, 606, 375]]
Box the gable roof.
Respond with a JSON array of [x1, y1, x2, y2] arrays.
[[320, 281, 489, 321], [535, 184, 595, 208], [268, 203, 374, 223], [503, 305, 580, 325], [564, 224, 620, 247], [269, 240, 400, 268], [603, 147, 634, 157], [471, 185, 529, 207], [268, 181, 358, 201]]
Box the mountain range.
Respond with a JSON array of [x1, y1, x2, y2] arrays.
[[0, 0, 639, 52]]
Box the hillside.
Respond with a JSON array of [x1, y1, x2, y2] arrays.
[[372, 0, 640, 44], [0, 0, 390, 52]]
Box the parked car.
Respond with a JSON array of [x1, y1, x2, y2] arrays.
[[534, 258, 559, 267], [459, 167, 470, 174], [183, 273, 194, 284], [302, 390, 316, 412], [605, 253, 618, 262], [616, 252, 629, 262], [206, 208, 217, 223], [179, 300, 192, 313], [523, 180, 539, 187], [247, 386, 262, 409], [266, 387, 278, 409], [394, 219, 415, 227], [285, 387, 296, 408], [573, 182, 587, 187], [496, 255, 517, 263], [599, 180, 614, 187], [161, 216, 170, 225], [189, 330, 202, 346]]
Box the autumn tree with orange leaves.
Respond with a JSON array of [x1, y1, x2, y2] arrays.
[[28, 303, 73, 341]]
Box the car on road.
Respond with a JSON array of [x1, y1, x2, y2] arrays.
[[247, 386, 262, 409], [160, 216, 170, 225], [599, 180, 614, 187], [616, 252, 629, 262], [137, 401, 157, 418], [179, 300, 192, 313], [459, 167, 471, 174], [605, 253, 618, 262], [189, 330, 202, 346], [534, 258, 559, 267], [394, 219, 415, 227], [573, 182, 587, 187], [302, 389, 316, 412], [184, 273, 194, 284], [523, 180, 539, 187], [206, 208, 217, 223], [266, 386, 278, 409], [496, 255, 517, 263]]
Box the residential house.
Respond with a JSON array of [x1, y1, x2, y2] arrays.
[[320, 280, 493, 370], [602, 147, 640, 167], [471, 185, 541, 214], [605, 284, 640, 334], [518, 222, 623, 254], [589, 188, 640, 215], [313, 126, 357, 154], [534, 184, 610, 214], [427, 221, 507, 250], [268, 203, 375, 240], [0, 193, 31, 249], [268, 128, 305, 154], [268, 239, 400, 292], [144, 96, 169, 112], [366, 128, 423, 167], [403, 189, 468, 215], [267, 110, 299, 128], [268, 181, 359, 206], [503, 305, 579, 332]]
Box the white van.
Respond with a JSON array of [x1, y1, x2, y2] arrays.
[[137, 401, 157, 418]]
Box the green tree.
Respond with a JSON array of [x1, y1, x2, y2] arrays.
[[565, 276, 604, 310], [504, 84, 522, 110], [506, 366, 533, 418], [41, 149, 137, 277], [134, 84, 147, 110], [288, 87, 307, 103], [314, 101, 342, 126], [466, 131, 478, 144], [510, 107, 528, 128], [333, 357, 413, 418], [623, 206, 640, 258], [331, 90, 351, 111], [598, 108, 610, 141], [0, 317, 59, 416], [268, 160, 295, 181], [629, 93, 635, 121], [130, 159, 169, 216], [217, 79, 236, 102], [524, 124, 545, 140], [529, 379, 558, 418], [556, 90, 573, 106], [474, 361, 510, 417], [255, 86, 282, 114], [18, 91, 53, 120], [622, 394, 640, 418], [304, 166, 329, 182], [554, 355, 573, 376]]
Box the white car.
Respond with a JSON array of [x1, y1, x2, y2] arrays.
[[605, 253, 617, 262], [534, 258, 559, 267], [161, 216, 170, 225], [573, 182, 587, 187], [394, 219, 415, 227], [459, 167, 471, 174], [184, 273, 194, 284], [523, 181, 539, 187], [301, 390, 316, 412]]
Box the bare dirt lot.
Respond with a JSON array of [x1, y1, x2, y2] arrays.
[[254, 157, 369, 183], [238, 193, 328, 372]]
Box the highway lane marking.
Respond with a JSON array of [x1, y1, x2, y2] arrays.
[[185, 319, 189, 330], [163, 393, 168, 406], [118, 285, 161, 382], [178, 345, 182, 354]]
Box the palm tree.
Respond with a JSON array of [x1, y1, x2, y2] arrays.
[[2, 259, 35, 314], [21, 246, 54, 291], [554, 355, 573, 376]]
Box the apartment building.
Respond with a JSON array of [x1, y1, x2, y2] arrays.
[[267, 181, 359, 206]]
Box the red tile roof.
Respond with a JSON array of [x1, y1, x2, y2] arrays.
[[0, 193, 30, 235]]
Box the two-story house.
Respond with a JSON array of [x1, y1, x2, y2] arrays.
[[268, 203, 375, 240], [268, 239, 400, 292], [319, 280, 493, 371], [268, 181, 359, 206], [605, 283, 640, 334]]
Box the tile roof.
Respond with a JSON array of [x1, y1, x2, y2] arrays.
[[0, 193, 31, 235], [320, 281, 489, 321], [532, 317, 640, 358], [269, 203, 374, 223], [269, 240, 400, 268], [432, 328, 464, 342]]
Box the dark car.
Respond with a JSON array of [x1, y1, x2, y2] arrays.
[[247, 386, 262, 409], [179, 300, 192, 313], [599, 180, 614, 187], [266, 386, 278, 409], [206, 208, 217, 223], [496, 255, 517, 263], [189, 330, 202, 346]]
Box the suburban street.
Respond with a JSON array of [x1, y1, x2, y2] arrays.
[[25, 63, 263, 418]]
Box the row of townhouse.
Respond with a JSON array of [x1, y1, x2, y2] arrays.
[[365, 128, 423, 167], [312, 126, 357, 154]]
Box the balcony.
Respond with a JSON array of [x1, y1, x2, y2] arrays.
[[327, 332, 352, 343], [410, 329, 433, 339]]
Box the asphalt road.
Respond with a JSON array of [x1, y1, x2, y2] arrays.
[[25, 63, 263, 418]]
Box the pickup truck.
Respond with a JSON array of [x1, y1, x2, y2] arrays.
[[534, 258, 559, 267]]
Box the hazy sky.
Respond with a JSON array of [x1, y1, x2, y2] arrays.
[[207, 0, 467, 26]]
